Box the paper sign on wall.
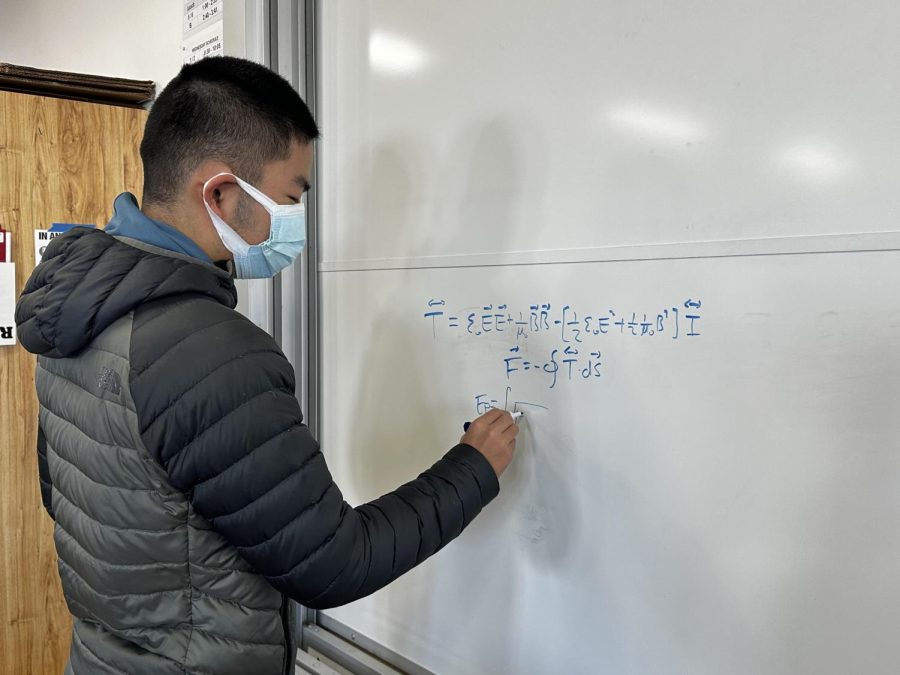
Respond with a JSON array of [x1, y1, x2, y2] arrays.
[[182, 0, 224, 66], [0, 227, 10, 263], [0, 263, 16, 346], [34, 223, 94, 267], [182, 21, 225, 65], [183, 0, 222, 38]]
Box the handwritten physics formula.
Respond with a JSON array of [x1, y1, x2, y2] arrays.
[[423, 297, 704, 415]]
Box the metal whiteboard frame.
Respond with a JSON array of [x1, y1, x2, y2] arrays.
[[271, 1, 436, 673], [239, 0, 276, 335], [244, 1, 423, 672], [243, 0, 315, 408]]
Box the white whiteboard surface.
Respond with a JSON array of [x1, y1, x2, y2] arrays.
[[321, 254, 900, 675], [316, 2, 900, 673], [319, 0, 900, 267]]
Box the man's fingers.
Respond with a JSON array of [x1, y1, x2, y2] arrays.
[[491, 411, 517, 432], [463, 409, 520, 478], [481, 408, 505, 424]]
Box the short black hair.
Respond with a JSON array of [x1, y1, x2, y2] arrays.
[[140, 56, 319, 205]]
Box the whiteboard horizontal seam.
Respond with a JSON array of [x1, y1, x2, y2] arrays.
[[318, 231, 900, 272]]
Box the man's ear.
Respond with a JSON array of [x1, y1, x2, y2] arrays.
[[191, 162, 239, 219]]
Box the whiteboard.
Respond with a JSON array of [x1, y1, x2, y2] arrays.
[[316, 2, 900, 674]]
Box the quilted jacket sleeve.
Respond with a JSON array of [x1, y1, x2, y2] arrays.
[[130, 296, 500, 609]]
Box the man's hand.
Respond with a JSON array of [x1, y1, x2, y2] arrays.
[[460, 409, 519, 477]]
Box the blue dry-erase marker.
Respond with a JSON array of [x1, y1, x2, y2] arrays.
[[464, 411, 523, 432]]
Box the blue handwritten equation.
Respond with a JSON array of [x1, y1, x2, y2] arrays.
[[424, 298, 703, 389], [474, 387, 549, 416]]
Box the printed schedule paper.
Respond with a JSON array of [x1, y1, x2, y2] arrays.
[[0, 263, 16, 345]]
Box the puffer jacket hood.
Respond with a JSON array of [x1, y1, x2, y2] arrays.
[[16, 227, 236, 358]]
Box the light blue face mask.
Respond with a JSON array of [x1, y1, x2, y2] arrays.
[[203, 172, 306, 279]]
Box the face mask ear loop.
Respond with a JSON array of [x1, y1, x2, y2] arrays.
[[202, 173, 252, 256], [233, 176, 279, 213], [202, 172, 238, 213]]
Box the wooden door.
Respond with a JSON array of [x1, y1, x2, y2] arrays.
[[0, 90, 146, 674]]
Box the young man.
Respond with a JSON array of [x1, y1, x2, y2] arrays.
[[16, 56, 517, 675]]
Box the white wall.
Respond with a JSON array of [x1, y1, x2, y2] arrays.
[[0, 0, 250, 95], [0, 1, 184, 92]]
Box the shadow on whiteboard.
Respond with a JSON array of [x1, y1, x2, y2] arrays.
[[504, 407, 582, 569]]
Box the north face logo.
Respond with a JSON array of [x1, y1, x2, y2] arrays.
[[98, 368, 122, 395]]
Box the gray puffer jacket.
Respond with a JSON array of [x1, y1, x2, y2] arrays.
[[15, 227, 500, 674]]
